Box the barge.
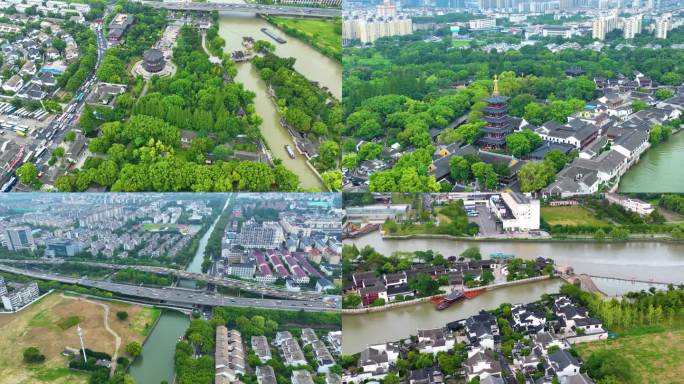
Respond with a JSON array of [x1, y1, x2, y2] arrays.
[[260, 28, 286, 44]]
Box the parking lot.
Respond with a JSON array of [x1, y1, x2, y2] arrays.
[[466, 204, 501, 236]]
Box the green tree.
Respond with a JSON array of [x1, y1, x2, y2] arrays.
[[409, 273, 441, 297], [655, 89, 674, 100], [64, 131, 77, 142], [343, 294, 362, 308], [16, 163, 39, 186], [518, 161, 555, 192], [116, 311, 129, 321], [471, 162, 497, 190], [460, 246, 481, 260], [594, 228, 606, 241], [126, 341, 142, 357], [23, 347, 45, 364], [632, 100, 648, 112], [543, 149, 568, 172], [449, 155, 471, 183]]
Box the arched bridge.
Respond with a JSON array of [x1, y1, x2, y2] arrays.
[[141, 1, 341, 18]]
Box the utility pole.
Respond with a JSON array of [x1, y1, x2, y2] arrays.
[[77, 325, 87, 363]]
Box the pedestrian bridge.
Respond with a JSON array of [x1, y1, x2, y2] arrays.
[[141, 1, 341, 18]]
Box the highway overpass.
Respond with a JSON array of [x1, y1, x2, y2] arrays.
[[0, 259, 329, 301], [0, 264, 338, 312], [141, 1, 341, 18]]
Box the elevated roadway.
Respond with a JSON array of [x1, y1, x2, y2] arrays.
[[0, 259, 326, 301], [0, 264, 338, 312], [141, 1, 340, 18]]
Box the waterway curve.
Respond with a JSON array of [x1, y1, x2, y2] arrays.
[[217, 14, 340, 190]]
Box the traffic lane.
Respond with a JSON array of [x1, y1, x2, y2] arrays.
[[0, 266, 339, 311], [83, 280, 337, 311]]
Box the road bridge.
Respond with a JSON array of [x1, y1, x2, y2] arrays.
[[141, 1, 340, 18], [0, 259, 326, 301], [0, 264, 338, 312]]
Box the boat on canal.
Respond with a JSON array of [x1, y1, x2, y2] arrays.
[[260, 28, 286, 44], [434, 291, 465, 310], [285, 144, 295, 159]]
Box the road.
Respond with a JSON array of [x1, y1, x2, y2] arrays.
[[142, 1, 340, 18], [0, 258, 328, 301], [0, 264, 339, 312], [14, 12, 111, 190]]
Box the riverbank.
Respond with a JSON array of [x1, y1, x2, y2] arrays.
[[343, 275, 555, 315], [346, 231, 684, 284], [380, 232, 684, 244], [342, 278, 562, 354], [619, 128, 684, 192], [129, 310, 190, 384], [262, 15, 342, 61]]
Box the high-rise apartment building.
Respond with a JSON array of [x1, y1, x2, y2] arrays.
[[622, 14, 642, 39], [592, 12, 618, 40], [655, 13, 671, 39], [343, 14, 413, 45], [2, 226, 35, 251]]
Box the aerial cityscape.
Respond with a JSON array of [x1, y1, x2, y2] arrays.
[[342, 0, 684, 194], [342, 192, 684, 384], [0, 192, 342, 384], [1, 0, 684, 383], [0, 0, 343, 193]]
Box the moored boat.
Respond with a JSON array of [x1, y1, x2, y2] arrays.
[[285, 144, 295, 159], [436, 291, 465, 310]]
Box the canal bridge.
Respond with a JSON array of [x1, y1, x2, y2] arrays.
[[0, 264, 338, 312], [0, 259, 326, 301], [557, 264, 678, 296], [140, 1, 341, 18]]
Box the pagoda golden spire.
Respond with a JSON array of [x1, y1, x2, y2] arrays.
[[492, 74, 500, 96]]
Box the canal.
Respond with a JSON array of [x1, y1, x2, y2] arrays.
[[342, 279, 562, 354], [619, 131, 684, 192], [178, 196, 231, 288], [130, 197, 231, 381], [347, 231, 684, 284], [217, 13, 341, 190], [129, 310, 191, 384]]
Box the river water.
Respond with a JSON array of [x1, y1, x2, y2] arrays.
[[619, 131, 684, 192], [129, 310, 191, 384], [217, 13, 341, 190], [130, 197, 230, 381], [179, 196, 231, 287], [343, 232, 684, 353], [342, 279, 562, 354], [347, 231, 684, 283]]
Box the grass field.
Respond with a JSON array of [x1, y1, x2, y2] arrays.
[[541, 206, 608, 226], [452, 40, 470, 47], [0, 293, 157, 384], [575, 328, 684, 384], [269, 17, 341, 60]]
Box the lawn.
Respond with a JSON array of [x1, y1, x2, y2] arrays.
[[0, 293, 157, 384], [268, 17, 342, 60], [452, 40, 470, 47], [575, 328, 684, 384], [541, 205, 608, 226]]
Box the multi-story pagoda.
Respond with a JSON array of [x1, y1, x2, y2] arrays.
[[478, 75, 513, 150]]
